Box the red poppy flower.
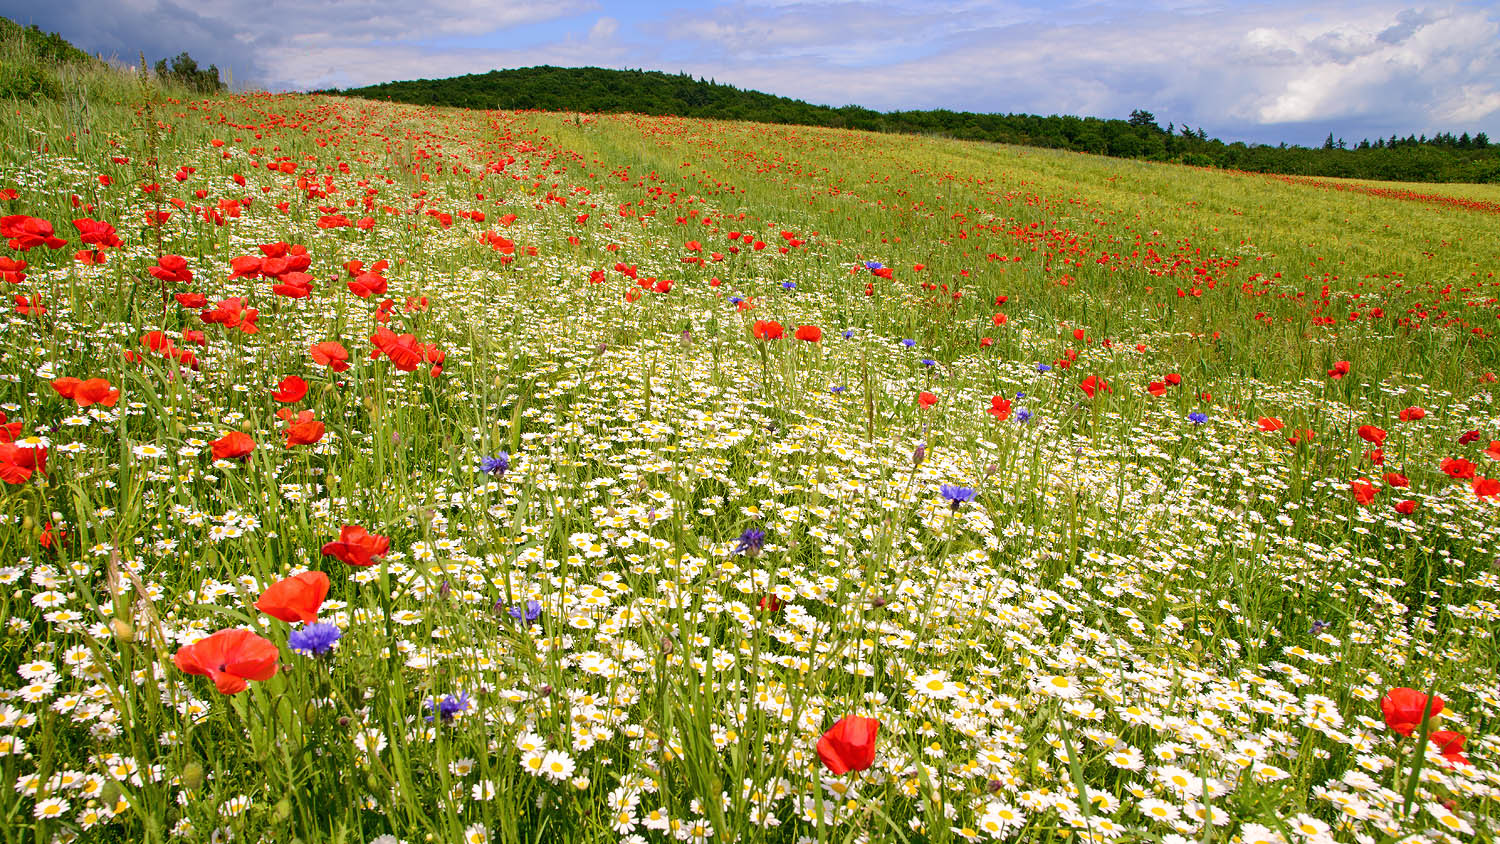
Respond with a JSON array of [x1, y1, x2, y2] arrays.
[[202, 297, 259, 334], [1429, 730, 1470, 765], [310, 341, 350, 372], [1398, 406, 1427, 422], [794, 325, 822, 342], [817, 715, 879, 775], [321, 525, 391, 567], [228, 255, 264, 280], [71, 218, 122, 249], [1079, 375, 1110, 398], [1394, 499, 1417, 515], [1147, 381, 1166, 397], [210, 431, 256, 461], [0, 412, 20, 443], [271, 272, 314, 298], [254, 571, 330, 624], [1357, 425, 1386, 446], [285, 416, 325, 447], [61, 378, 120, 408], [918, 391, 937, 408], [0, 257, 27, 284], [1474, 477, 1500, 499], [1383, 473, 1409, 488], [173, 628, 279, 695], [1350, 479, 1376, 506], [1164, 373, 1182, 386], [987, 396, 1012, 421], [271, 375, 308, 403], [370, 328, 424, 371], [1487, 441, 1500, 461], [174, 292, 208, 308], [757, 594, 782, 612], [347, 272, 388, 298], [0, 442, 46, 484], [0, 215, 67, 250], [1381, 687, 1442, 737], [1458, 430, 1481, 445], [1327, 360, 1350, 379], [147, 254, 195, 283], [1257, 417, 1285, 432], [752, 320, 783, 340], [14, 294, 44, 316], [1441, 458, 1477, 480]]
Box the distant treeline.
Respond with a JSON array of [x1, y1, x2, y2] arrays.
[[328, 66, 1500, 184]]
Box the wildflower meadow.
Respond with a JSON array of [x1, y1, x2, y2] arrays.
[[0, 70, 1498, 844]]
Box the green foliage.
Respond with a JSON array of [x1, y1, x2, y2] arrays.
[[0, 17, 98, 102], [332, 66, 1500, 183], [153, 52, 225, 94], [0, 56, 61, 100]]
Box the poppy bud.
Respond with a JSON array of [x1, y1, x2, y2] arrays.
[[180, 760, 204, 790], [338, 715, 351, 727], [537, 684, 552, 698], [274, 797, 292, 821], [21, 515, 33, 532], [112, 617, 135, 644], [659, 636, 674, 655], [240, 419, 254, 432], [304, 700, 318, 725], [870, 596, 887, 609], [912, 444, 926, 467]]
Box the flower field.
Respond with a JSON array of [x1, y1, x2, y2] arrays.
[[1, 86, 1499, 844]]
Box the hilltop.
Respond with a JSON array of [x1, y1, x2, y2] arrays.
[[330, 65, 1500, 183]]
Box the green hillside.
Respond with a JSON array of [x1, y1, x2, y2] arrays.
[[331, 65, 1500, 183]]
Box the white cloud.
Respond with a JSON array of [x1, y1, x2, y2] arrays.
[[8, 0, 1497, 144]]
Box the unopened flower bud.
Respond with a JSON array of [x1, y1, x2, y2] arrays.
[[111, 618, 135, 644], [180, 761, 205, 791]]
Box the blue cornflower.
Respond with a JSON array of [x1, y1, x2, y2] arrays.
[[864, 261, 884, 271], [1015, 408, 1033, 423], [507, 600, 542, 626], [842, 329, 854, 339], [288, 622, 341, 657], [424, 692, 471, 723], [1036, 363, 1052, 373], [921, 359, 936, 367], [728, 296, 743, 305], [901, 339, 917, 348], [1016, 392, 1026, 399], [734, 527, 766, 557], [479, 452, 510, 476], [1188, 412, 1208, 425], [830, 385, 847, 394], [1310, 620, 1331, 635], [940, 484, 978, 511], [781, 281, 796, 290]]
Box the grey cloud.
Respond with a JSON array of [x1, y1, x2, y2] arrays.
[[0, 0, 596, 88]]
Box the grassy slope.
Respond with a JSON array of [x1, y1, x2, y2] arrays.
[[0, 84, 1497, 843]]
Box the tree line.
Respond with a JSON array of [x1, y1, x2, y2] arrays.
[[327, 66, 1499, 184]]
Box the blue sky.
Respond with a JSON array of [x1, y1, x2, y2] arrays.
[[7, 0, 1499, 147]]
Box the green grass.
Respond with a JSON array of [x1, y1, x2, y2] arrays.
[[0, 73, 1496, 844]]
